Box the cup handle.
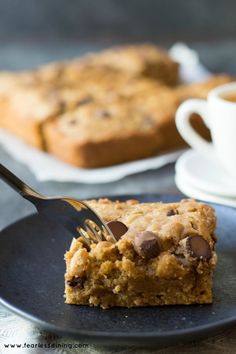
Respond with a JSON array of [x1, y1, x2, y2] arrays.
[[176, 98, 215, 158]]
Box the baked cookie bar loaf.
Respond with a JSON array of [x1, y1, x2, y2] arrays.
[[0, 84, 61, 149], [0, 42, 233, 168], [20, 43, 179, 87], [43, 87, 179, 168], [43, 75, 233, 168], [65, 198, 217, 309], [0, 67, 127, 148], [79, 43, 179, 85], [0, 55, 167, 150]]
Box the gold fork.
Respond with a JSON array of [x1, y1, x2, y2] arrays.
[[0, 163, 116, 248]]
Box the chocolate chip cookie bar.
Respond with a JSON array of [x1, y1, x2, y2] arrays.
[[43, 90, 181, 168], [0, 50, 170, 151], [0, 41, 234, 168], [0, 85, 62, 148], [43, 74, 234, 168], [79, 43, 179, 85], [65, 198, 217, 309]]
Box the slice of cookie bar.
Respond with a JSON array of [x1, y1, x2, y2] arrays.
[[0, 84, 61, 148], [43, 89, 181, 168], [79, 43, 179, 85], [65, 198, 217, 309], [177, 74, 235, 99], [43, 74, 234, 168]]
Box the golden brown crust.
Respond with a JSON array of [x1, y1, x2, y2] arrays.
[[0, 44, 177, 153], [79, 43, 179, 85], [44, 75, 234, 168], [0, 99, 43, 148], [18, 44, 179, 87], [0, 41, 234, 168], [44, 126, 164, 168], [43, 91, 180, 167], [0, 86, 61, 148], [177, 74, 235, 100], [65, 198, 217, 308]]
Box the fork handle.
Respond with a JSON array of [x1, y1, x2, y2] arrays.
[[0, 163, 43, 199]]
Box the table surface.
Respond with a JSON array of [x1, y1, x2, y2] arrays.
[[0, 41, 236, 353], [1, 146, 236, 354]]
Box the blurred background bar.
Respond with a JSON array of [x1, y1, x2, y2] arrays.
[[0, 0, 236, 73]]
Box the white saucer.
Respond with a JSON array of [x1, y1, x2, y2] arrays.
[[175, 172, 236, 208], [175, 149, 236, 197]]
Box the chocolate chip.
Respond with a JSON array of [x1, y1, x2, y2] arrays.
[[95, 110, 111, 119], [68, 118, 77, 126], [59, 100, 66, 112], [67, 277, 85, 288], [143, 115, 155, 128], [167, 209, 178, 216], [186, 235, 212, 261], [133, 231, 161, 259], [107, 221, 128, 240], [47, 90, 66, 112], [77, 96, 93, 106]]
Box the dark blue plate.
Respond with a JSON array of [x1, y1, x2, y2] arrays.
[[0, 194, 235, 347]]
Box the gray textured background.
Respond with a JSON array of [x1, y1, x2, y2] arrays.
[[0, 1, 236, 352], [0, 0, 236, 41], [0, 0, 235, 73]]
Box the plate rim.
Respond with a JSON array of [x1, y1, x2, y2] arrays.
[[1, 294, 236, 341], [175, 149, 236, 197], [0, 193, 236, 343]]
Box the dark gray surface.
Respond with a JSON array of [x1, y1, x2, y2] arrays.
[[1, 39, 236, 75], [0, 195, 235, 347]]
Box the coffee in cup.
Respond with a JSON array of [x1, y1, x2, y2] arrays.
[[176, 82, 236, 177]]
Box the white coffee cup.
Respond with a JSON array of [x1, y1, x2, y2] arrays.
[[176, 82, 236, 177]]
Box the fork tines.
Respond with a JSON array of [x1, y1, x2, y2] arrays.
[[77, 219, 111, 248]]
